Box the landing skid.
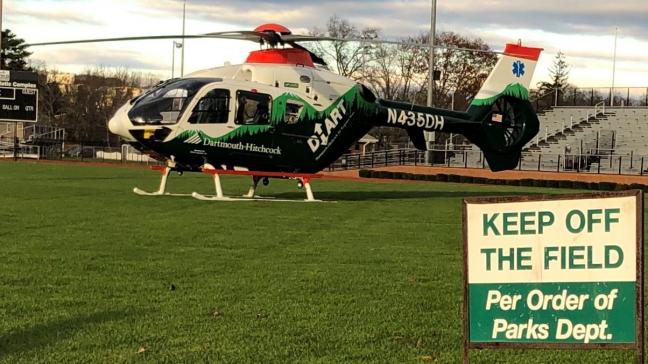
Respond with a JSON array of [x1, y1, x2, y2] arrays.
[[197, 168, 322, 202], [134, 165, 324, 202], [133, 165, 183, 196], [133, 188, 193, 197], [191, 193, 310, 203]]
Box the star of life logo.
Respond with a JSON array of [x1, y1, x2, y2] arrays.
[[513, 60, 525, 78]]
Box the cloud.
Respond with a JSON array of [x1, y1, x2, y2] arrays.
[[134, 0, 648, 39], [30, 48, 168, 71], [8, 0, 648, 86], [5, 1, 104, 26]]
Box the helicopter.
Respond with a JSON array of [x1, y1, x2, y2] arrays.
[[27, 23, 542, 201]]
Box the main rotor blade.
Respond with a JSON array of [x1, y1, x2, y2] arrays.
[[283, 34, 504, 55], [24, 31, 272, 47], [26, 31, 503, 56], [287, 42, 327, 66]]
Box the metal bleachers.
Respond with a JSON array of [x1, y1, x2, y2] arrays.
[[443, 105, 648, 175]]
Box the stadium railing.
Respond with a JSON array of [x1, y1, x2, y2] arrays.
[[534, 87, 648, 112], [329, 148, 648, 177]]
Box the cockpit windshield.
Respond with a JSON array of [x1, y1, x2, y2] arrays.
[[128, 78, 215, 125]]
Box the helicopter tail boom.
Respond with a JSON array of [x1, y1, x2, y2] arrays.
[[372, 43, 542, 172]]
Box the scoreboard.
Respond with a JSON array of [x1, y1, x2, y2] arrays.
[[0, 70, 38, 123]]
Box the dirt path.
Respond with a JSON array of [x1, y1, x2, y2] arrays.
[[323, 166, 648, 185]]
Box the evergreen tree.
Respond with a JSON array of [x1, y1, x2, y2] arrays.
[[537, 51, 570, 95], [1, 29, 32, 70]]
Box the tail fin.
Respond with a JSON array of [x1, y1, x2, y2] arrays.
[[462, 43, 543, 171]]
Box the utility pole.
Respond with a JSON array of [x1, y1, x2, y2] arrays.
[[1, 0, 3, 69], [425, 0, 437, 162], [427, 0, 436, 108], [0, 0, 13, 160], [180, 0, 186, 77], [610, 27, 618, 107]]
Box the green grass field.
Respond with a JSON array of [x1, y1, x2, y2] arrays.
[[0, 162, 644, 363]]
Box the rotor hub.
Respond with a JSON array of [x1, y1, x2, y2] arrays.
[[254, 23, 292, 35]]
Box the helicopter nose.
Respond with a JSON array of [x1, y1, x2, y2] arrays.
[[108, 102, 136, 142]]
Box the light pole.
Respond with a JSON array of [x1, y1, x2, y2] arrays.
[[180, 0, 187, 77], [171, 41, 182, 78], [610, 27, 618, 107]]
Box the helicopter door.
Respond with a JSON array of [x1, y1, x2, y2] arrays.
[[185, 87, 232, 138], [233, 90, 277, 154], [235, 90, 271, 126]]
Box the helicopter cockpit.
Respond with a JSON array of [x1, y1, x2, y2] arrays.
[[127, 77, 276, 128]]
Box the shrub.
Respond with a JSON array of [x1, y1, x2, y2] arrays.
[[573, 181, 589, 190], [532, 180, 546, 188], [629, 183, 645, 191], [459, 176, 474, 184], [558, 180, 574, 189], [436, 174, 449, 182], [425, 174, 438, 182], [472, 177, 487, 185], [520, 179, 534, 187], [545, 180, 559, 188], [447, 174, 461, 183], [598, 182, 617, 191], [359, 170, 372, 178], [379, 171, 393, 179], [615, 183, 630, 191]]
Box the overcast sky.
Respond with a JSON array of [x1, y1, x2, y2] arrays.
[[5, 0, 648, 88]]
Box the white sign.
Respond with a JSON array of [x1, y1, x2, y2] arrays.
[[464, 191, 643, 351], [467, 195, 636, 284]]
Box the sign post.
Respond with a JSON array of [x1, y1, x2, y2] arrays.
[[463, 191, 643, 363]]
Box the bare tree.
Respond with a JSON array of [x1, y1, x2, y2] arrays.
[[34, 67, 68, 125], [310, 15, 379, 80], [363, 37, 429, 102], [35, 67, 158, 146], [359, 31, 497, 148], [431, 32, 498, 110]]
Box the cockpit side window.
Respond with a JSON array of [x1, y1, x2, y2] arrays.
[[235, 91, 272, 125], [285, 101, 304, 124], [188, 89, 230, 124], [128, 78, 213, 125]]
